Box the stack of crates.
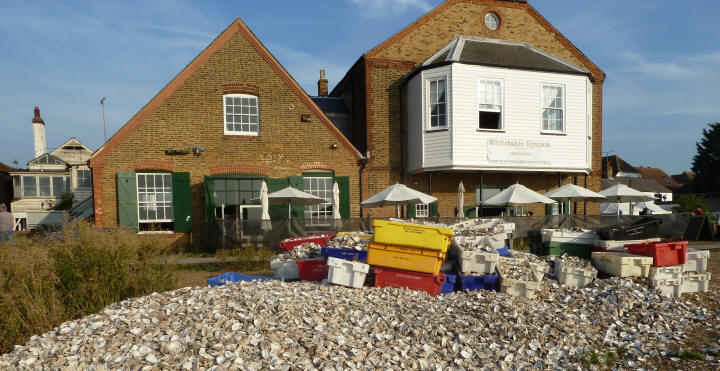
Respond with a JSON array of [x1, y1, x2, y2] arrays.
[[323, 233, 372, 288], [537, 229, 598, 259], [367, 220, 453, 296], [625, 241, 710, 297]]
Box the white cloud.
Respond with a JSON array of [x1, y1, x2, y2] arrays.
[[619, 51, 695, 80], [347, 0, 433, 17]]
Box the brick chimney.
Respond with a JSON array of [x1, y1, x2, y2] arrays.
[[318, 70, 328, 97], [32, 106, 47, 158]]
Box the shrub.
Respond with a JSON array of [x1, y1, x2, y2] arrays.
[[0, 222, 177, 353]]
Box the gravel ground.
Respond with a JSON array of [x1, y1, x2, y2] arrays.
[[1, 276, 717, 370]]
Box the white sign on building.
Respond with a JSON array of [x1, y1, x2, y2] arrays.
[[487, 138, 552, 166]]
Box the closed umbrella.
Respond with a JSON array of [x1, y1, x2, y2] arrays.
[[599, 184, 654, 217], [332, 182, 341, 220], [361, 183, 437, 218], [543, 183, 606, 215], [456, 181, 465, 218], [260, 181, 270, 221], [483, 183, 556, 206]]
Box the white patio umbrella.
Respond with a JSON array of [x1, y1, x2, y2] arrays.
[[635, 201, 670, 215], [599, 184, 654, 216], [260, 181, 270, 221], [332, 182, 341, 220], [361, 183, 437, 218], [483, 183, 556, 206], [253, 186, 326, 219], [456, 181, 465, 218], [543, 183, 606, 215]]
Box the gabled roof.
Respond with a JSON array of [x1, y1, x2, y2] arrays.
[[602, 155, 640, 178], [51, 137, 92, 155], [364, 0, 604, 80], [671, 171, 695, 185], [408, 36, 590, 81], [91, 18, 362, 168], [28, 153, 68, 166], [635, 166, 680, 189], [602, 178, 672, 194]]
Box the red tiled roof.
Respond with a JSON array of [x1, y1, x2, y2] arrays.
[[635, 167, 680, 189], [0, 162, 12, 173]]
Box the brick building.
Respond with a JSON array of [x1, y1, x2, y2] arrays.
[[89, 19, 363, 243], [330, 0, 605, 217]]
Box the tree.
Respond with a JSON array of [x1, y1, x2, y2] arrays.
[[691, 122, 720, 192], [676, 194, 708, 214]]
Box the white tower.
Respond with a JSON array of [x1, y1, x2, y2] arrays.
[[32, 106, 47, 158]]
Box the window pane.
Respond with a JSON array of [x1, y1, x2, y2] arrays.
[[227, 192, 239, 205], [146, 175, 154, 187], [139, 207, 148, 220], [23, 176, 37, 196], [479, 111, 501, 130], [52, 177, 65, 197], [233, 97, 241, 105], [239, 180, 250, 191], [214, 180, 226, 191], [430, 82, 437, 103], [437, 80, 446, 102], [39, 177, 51, 196], [225, 97, 232, 105]]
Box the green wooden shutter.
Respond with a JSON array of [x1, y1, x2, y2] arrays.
[[117, 172, 138, 232], [266, 178, 288, 219], [408, 204, 416, 218], [334, 176, 350, 219], [172, 172, 192, 232], [203, 176, 215, 221], [289, 176, 304, 219], [431, 202, 439, 217]]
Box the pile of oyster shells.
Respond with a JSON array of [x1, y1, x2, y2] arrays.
[[556, 253, 594, 270], [513, 251, 550, 267], [275, 242, 322, 261], [326, 234, 369, 251], [455, 240, 496, 253], [2, 278, 714, 370], [497, 258, 534, 281]]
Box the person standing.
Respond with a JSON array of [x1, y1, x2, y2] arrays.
[[0, 203, 14, 243]]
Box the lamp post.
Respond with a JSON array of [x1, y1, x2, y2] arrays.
[[99, 97, 107, 143]]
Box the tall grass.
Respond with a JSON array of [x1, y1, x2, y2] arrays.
[[0, 222, 177, 354]]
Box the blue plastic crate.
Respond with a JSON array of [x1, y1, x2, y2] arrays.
[[496, 247, 512, 257], [321, 246, 368, 261], [208, 272, 280, 287], [458, 273, 499, 291], [441, 273, 457, 293]]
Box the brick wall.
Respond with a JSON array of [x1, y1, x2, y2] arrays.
[[335, 0, 604, 216], [90, 22, 362, 238]]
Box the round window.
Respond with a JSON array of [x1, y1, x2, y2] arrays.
[[484, 12, 500, 31]]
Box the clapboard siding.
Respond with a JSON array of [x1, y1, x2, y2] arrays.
[[450, 64, 591, 170], [421, 66, 452, 169]]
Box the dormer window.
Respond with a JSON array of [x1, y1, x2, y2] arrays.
[[224, 94, 259, 135], [478, 79, 503, 130], [428, 78, 447, 130]]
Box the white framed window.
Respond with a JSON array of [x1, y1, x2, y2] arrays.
[[304, 176, 334, 219], [478, 79, 503, 130], [137, 173, 173, 224], [415, 203, 429, 218], [77, 169, 92, 188], [18, 175, 69, 197], [542, 84, 565, 132], [224, 94, 259, 135], [427, 78, 447, 130]]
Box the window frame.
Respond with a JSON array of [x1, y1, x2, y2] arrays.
[[540, 83, 566, 134], [415, 203, 429, 218], [477, 78, 504, 131], [303, 175, 334, 220], [223, 93, 260, 136], [426, 77, 448, 131], [136, 173, 174, 225], [77, 169, 92, 189]]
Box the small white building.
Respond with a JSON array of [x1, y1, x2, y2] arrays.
[[10, 107, 93, 229]]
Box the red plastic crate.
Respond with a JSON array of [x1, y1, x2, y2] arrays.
[[279, 233, 335, 252], [374, 267, 445, 296], [625, 241, 688, 267], [296, 259, 329, 282]]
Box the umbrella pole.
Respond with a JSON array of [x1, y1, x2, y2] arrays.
[[397, 204, 401, 219]]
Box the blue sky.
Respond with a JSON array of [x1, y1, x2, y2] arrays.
[[1, 0, 718, 175]]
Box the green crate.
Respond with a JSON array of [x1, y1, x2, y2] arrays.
[[540, 241, 593, 259]]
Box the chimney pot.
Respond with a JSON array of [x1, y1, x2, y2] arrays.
[[32, 106, 44, 124], [318, 70, 328, 97]]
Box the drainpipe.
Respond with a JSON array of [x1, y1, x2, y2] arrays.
[[584, 174, 588, 215], [359, 156, 369, 218]]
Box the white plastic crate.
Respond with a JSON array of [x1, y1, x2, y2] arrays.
[[554, 257, 597, 288], [681, 271, 711, 294], [498, 271, 541, 299], [270, 258, 299, 280], [594, 238, 661, 250], [456, 248, 499, 275], [651, 278, 682, 298], [482, 234, 510, 250], [648, 265, 683, 281], [542, 229, 598, 244], [684, 249, 710, 272], [526, 261, 550, 282], [326, 257, 370, 289], [591, 252, 654, 278]]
